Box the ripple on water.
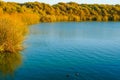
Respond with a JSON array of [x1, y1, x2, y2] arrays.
[[19, 22, 120, 80]]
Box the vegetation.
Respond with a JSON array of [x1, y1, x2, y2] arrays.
[[0, 15, 27, 53], [0, 1, 119, 22], [0, 1, 120, 52]]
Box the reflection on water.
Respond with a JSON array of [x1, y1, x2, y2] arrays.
[[0, 22, 118, 80], [30, 22, 120, 41], [23, 22, 120, 80], [0, 52, 22, 79]]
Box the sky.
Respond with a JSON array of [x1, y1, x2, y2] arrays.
[[4, 0, 120, 5]]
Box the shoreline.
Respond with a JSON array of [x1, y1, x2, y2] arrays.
[[0, 1, 120, 52]]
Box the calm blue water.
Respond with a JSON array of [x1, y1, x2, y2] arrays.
[[1, 22, 120, 80]]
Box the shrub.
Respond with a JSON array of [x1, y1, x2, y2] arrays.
[[0, 15, 27, 53]]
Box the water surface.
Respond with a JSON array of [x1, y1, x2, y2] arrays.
[[1, 22, 120, 80]]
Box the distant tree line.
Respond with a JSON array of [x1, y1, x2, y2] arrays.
[[0, 1, 120, 22]]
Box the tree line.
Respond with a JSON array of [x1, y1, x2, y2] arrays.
[[0, 1, 120, 22]]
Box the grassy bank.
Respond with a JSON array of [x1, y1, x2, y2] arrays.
[[0, 13, 40, 53], [0, 1, 120, 52]]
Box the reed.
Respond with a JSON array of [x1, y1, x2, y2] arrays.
[[0, 15, 27, 53], [19, 13, 40, 25]]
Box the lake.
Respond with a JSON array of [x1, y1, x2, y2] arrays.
[[0, 22, 120, 80]]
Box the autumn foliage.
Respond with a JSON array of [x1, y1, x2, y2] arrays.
[[0, 1, 120, 52], [0, 1, 120, 22]]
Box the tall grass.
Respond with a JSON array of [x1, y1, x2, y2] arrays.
[[0, 13, 40, 52], [19, 13, 40, 25], [0, 15, 27, 53]]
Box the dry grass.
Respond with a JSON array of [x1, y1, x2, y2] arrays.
[[0, 15, 27, 53], [19, 13, 40, 25], [0, 13, 40, 52]]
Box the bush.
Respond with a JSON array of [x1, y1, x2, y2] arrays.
[[0, 15, 27, 53]]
